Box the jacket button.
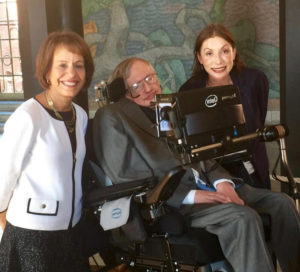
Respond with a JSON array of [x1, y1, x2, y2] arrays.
[[41, 204, 46, 209]]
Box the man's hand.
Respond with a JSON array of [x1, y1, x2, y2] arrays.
[[194, 182, 244, 205], [216, 182, 244, 205], [0, 211, 7, 231], [194, 190, 232, 204]]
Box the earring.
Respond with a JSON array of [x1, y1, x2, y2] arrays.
[[47, 79, 51, 85]]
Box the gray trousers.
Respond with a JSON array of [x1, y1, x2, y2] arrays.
[[180, 184, 300, 272]]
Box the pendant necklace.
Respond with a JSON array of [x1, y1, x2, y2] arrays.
[[45, 91, 76, 134]]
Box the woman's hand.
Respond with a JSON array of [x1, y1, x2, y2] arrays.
[[0, 211, 7, 231]]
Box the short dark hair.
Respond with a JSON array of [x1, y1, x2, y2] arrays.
[[192, 23, 245, 77], [36, 30, 94, 90]]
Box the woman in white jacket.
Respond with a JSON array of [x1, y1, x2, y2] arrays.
[[0, 30, 94, 272]]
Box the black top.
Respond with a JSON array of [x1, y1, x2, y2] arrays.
[[179, 67, 270, 189], [34, 97, 77, 154]]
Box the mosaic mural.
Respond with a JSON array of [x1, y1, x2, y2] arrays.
[[82, 0, 279, 111]]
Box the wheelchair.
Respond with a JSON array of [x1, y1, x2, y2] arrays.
[[82, 118, 276, 272], [83, 158, 227, 271], [82, 111, 229, 271], [82, 80, 300, 271]]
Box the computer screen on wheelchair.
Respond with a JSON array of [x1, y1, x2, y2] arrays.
[[155, 85, 250, 164]]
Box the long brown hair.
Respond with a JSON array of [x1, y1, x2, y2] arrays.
[[192, 23, 245, 78]]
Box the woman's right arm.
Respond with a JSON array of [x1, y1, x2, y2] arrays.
[[0, 109, 34, 213]]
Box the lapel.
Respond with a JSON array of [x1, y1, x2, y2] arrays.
[[117, 98, 158, 138]]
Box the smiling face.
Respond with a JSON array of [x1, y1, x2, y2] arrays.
[[197, 36, 236, 85], [47, 46, 86, 101], [125, 60, 162, 107]]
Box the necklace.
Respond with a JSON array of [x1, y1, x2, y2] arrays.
[[45, 91, 76, 134]]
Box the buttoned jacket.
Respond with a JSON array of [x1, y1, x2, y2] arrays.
[[0, 99, 87, 230]]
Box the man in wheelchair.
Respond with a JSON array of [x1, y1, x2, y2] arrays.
[[91, 57, 300, 272]]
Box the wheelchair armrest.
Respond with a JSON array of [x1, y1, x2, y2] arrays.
[[83, 177, 156, 209], [146, 166, 186, 204]]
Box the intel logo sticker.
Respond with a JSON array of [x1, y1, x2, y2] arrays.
[[112, 208, 122, 219], [205, 95, 218, 108]]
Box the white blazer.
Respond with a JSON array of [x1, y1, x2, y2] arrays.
[[0, 99, 87, 231]]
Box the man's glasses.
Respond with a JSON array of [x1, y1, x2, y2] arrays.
[[128, 73, 158, 98]]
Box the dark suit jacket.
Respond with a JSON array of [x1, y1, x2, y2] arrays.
[[179, 67, 270, 189], [93, 97, 236, 208]]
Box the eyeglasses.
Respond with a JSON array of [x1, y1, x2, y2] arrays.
[[128, 73, 158, 97]]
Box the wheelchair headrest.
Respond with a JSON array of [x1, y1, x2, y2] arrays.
[[97, 77, 126, 104]]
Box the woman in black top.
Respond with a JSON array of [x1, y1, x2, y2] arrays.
[[179, 23, 270, 189]]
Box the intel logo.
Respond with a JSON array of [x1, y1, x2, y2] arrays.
[[112, 208, 122, 219], [205, 95, 218, 108]]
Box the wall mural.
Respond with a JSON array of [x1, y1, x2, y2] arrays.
[[82, 0, 279, 112]]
